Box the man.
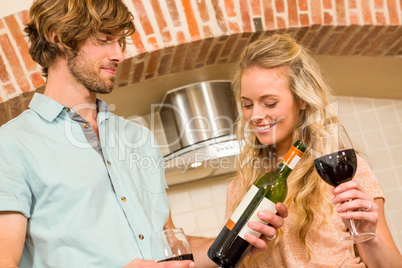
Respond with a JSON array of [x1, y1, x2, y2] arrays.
[[0, 0, 287, 267]]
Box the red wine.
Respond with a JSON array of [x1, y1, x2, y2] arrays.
[[158, 253, 194, 262], [314, 149, 357, 187]]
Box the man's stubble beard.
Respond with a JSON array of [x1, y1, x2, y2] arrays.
[[66, 49, 115, 95]]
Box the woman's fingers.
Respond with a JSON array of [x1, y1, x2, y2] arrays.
[[247, 218, 277, 239], [332, 180, 373, 206], [333, 180, 364, 195], [338, 209, 379, 222], [331, 181, 379, 235], [336, 197, 376, 212], [244, 202, 288, 253], [332, 181, 377, 216], [332, 189, 365, 204], [244, 231, 268, 251], [276, 202, 288, 218]]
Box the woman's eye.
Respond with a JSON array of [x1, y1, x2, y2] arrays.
[[264, 102, 278, 107], [242, 103, 253, 109]]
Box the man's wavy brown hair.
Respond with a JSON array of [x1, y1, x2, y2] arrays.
[[25, 0, 135, 77]]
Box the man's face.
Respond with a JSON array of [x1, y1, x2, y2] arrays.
[[66, 33, 125, 94]]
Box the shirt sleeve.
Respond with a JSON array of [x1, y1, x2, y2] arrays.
[[354, 154, 384, 200], [0, 137, 32, 218]]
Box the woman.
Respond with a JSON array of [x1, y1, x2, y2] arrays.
[[227, 34, 401, 267]]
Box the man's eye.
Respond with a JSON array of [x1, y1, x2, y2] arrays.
[[98, 38, 125, 47]]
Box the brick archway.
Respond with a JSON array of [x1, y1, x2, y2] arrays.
[[0, 0, 401, 125]]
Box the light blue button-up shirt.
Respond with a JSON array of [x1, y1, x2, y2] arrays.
[[0, 93, 169, 267]]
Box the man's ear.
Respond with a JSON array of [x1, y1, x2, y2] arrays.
[[49, 29, 63, 51]]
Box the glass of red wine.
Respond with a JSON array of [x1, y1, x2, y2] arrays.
[[313, 123, 375, 243], [151, 228, 194, 262]]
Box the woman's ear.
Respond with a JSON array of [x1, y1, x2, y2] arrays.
[[300, 100, 307, 111]]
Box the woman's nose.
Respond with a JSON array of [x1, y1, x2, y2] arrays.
[[250, 114, 265, 120], [250, 105, 266, 121]]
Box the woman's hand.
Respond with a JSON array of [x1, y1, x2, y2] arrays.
[[244, 202, 288, 255], [332, 180, 378, 235]]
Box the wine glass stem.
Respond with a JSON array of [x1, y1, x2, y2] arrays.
[[349, 218, 358, 236]]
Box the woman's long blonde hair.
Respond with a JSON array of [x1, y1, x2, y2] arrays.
[[232, 34, 337, 258]]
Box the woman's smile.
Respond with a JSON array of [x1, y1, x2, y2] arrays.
[[255, 123, 277, 134]]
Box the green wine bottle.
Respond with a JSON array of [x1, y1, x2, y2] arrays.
[[208, 140, 307, 268]]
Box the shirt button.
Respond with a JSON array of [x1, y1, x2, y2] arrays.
[[121, 196, 127, 202], [139, 234, 144, 240], [107, 161, 111, 166], [83, 124, 89, 128], [66, 108, 71, 113]]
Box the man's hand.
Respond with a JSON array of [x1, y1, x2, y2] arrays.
[[124, 258, 194, 268], [244, 202, 288, 255]]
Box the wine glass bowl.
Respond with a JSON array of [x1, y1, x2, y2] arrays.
[[314, 149, 357, 187], [150, 228, 194, 262], [312, 124, 375, 244]]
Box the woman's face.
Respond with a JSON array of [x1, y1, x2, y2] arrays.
[[240, 66, 305, 152]]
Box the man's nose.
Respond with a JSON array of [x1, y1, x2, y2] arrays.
[[108, 42, 125, 63]]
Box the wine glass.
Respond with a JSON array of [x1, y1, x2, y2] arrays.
[[150, 228, 194, 262], [312, 123, 375, 243]]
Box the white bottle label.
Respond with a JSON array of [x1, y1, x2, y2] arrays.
[[225, 185, 277, 241], [288, 155, 301, 170]]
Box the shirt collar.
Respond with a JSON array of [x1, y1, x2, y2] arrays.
[[29, 93, 110, 123], [96, 98, 110, 123], [29, 93, 64, 122], [96, 98, 109, 114]]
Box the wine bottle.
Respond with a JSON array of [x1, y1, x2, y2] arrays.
[[208, 140, 307, 268]]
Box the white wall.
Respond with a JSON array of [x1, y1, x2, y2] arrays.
[[0, 0, 32, 18]]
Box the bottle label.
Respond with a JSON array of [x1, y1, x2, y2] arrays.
[[225, 185, 277, 241], [288, 155, 301, 169]]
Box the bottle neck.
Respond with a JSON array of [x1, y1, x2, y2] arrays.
[[274, 162, 292, 179], [255, 141, 306, 185], [274, 145, 304, 178]]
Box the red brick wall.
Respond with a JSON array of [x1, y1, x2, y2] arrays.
[[0, 0, 401, 125]]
